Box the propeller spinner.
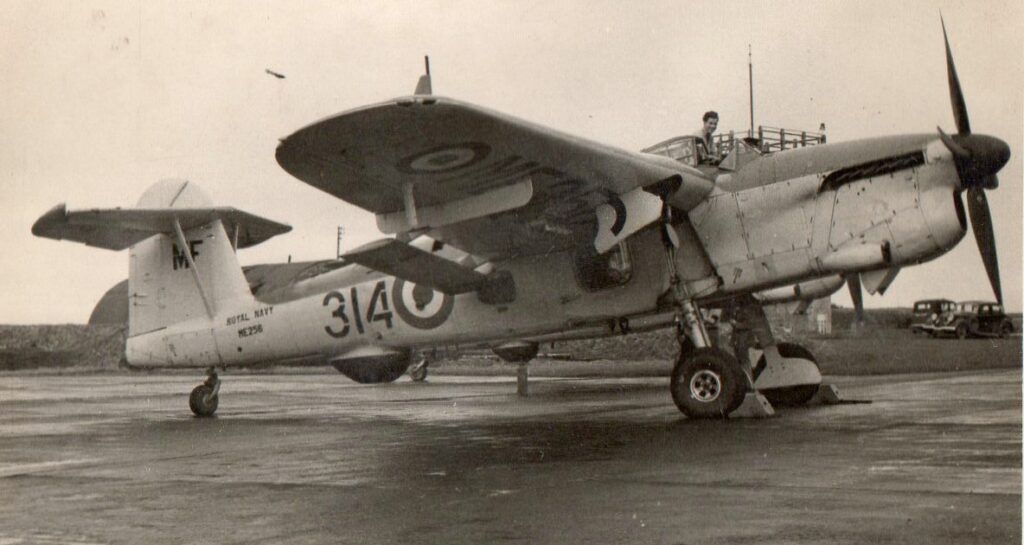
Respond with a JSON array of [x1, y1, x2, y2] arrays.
[[938, 18, 1011, 304]]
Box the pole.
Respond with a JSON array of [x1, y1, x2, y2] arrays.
[[748, 45, 754, 137], [337, 226, 345, 259]]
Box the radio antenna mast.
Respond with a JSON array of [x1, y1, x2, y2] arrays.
[[748, 45, 755, 136]]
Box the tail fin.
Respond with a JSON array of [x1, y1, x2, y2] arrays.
[[33, 179, 291, 336]]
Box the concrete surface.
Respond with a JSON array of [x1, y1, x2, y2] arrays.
[[0, 369, 1020, 544]]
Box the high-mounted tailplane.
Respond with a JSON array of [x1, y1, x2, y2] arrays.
[[33, 180, 291, 336]]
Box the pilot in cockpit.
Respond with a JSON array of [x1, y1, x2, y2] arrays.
[[693, 110, 722, 165]]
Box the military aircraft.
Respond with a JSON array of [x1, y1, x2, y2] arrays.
[[33, 23, 1009, 419]]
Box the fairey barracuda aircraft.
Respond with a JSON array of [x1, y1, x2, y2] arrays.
[[33, 24, 1009, 418]]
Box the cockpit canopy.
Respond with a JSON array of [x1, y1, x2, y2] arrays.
[[642, 135, 763, 172]]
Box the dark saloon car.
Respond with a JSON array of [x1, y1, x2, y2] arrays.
[[931, 301, 1014, 339]]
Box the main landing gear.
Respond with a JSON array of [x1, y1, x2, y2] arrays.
[[189, 368, 220, 417], [752, 342, 821, 407], [668, 298, 826, 418], [660, 211, 824, 419], [660, 210, 755, 419]]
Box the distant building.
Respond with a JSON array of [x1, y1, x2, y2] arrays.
[[763, 298, 832, 337]]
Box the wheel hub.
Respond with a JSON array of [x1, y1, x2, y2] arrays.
[[689, 369, 722, 402]]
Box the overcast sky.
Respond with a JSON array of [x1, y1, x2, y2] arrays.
[[2, 0, 1021, 323]]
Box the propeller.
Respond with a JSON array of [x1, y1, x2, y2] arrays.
[[937, 17, 1011, 304], [847, 274, 864, 325]]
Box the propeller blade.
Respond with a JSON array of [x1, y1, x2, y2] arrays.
[[966, 187, 1002, 304], [847, 274, 864, 324], [937, 126, 969, 159], [941, 16, 971, 135]]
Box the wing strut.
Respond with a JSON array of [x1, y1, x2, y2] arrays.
[[172, 217, 215, 319]]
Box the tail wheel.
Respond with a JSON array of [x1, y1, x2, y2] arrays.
[[753, 343, 820, 407], [189, 385, 218, 417], [670, 347, 746, 419], [409, 357, 429, 382]]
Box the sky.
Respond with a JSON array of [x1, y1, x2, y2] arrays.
[[1, 0, 1021, 323]]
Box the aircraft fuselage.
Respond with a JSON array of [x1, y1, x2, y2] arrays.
[[126, 133, 969, 368]]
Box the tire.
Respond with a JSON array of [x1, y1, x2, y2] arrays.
[[1000, 321, 1014, 338], [670, 347, 747, 419], [677, 336, 696, 361], [955, 322, 970, 340], [753, 343, 820, 407], [409, 358, 428, 382], [189, 385, 218, 417]]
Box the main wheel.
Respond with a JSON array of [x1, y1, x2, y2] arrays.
[[670, 347, 747, 419], [753, 343, 820, 407], [677, 335, 696, 361], [189, 385, 218, 417]]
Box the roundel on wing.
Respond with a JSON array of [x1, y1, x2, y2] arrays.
[[392, 279, 454, 329], [395, 142, 491, 174]]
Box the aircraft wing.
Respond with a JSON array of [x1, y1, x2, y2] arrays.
[[276, 96, 713, 260]]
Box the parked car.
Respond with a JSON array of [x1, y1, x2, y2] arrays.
[[910, 299, 955, 335], [931, 301, 1014, 339]]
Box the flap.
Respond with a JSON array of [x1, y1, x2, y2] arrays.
[[343, 238, 487, 295], [32, 204, 291, 251]]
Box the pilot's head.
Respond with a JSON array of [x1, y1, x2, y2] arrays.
[[702, 111, 719, 135]]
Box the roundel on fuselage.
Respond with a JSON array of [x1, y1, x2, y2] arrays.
[[391, 279, 454, 329]]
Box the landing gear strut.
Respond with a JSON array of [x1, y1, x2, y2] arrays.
[[661, 210, 750, 418], [189, 367, 220, 417]]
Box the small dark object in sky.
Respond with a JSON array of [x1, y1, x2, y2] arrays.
[[265, 68, 286, 79]]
